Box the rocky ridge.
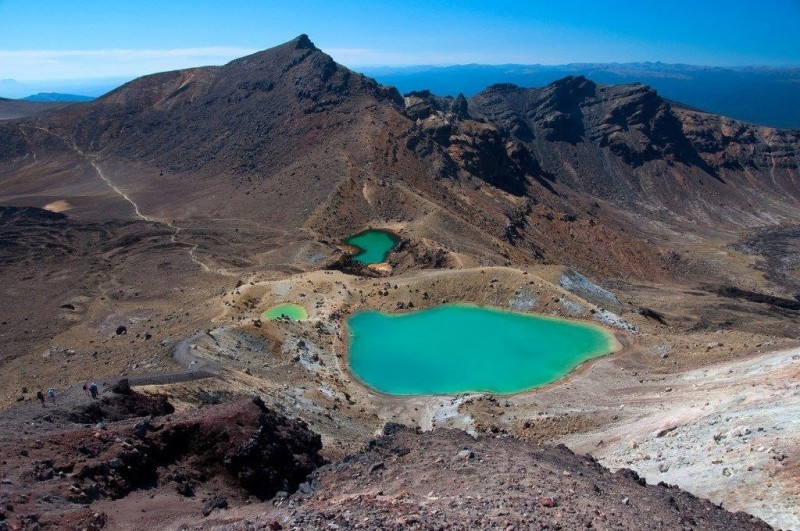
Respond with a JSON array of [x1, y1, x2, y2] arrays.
[[0, 393, 774, 530], [224, 424, 772, 530], [0, 391, 323, 529]]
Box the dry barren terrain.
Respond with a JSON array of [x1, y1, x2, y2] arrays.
[[1, 35, 798, 529]]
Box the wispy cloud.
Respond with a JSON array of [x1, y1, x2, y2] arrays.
[[0, 45, 550, 82], [0, 47, 259, 81]]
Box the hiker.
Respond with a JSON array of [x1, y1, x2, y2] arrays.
[[47, 388, 57, 405], [83, 382, 89, 396], [89, 382, 99, 399], [36, 390, 46, 407]]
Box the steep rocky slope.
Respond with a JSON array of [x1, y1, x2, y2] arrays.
[[1, 35, 798, 265], [260, 425, 771, 530], [467, 78, 800, 225], [0, 394, 772, 530]]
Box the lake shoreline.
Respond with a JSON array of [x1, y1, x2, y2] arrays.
[[346, 303, 622, 396]]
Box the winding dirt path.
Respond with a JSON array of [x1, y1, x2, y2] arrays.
[[27, 125, 235, 276], [85, 158, 217, 273]]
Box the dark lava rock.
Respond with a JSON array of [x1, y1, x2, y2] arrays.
[[201, 495, 228, 516], [639, 306, 668, 324], [131, 418, 150, 439], [111, 378, 131, 394], [68, 390, 173, 424], [72, 397, 323, 503], [115, 326, 127, 335]]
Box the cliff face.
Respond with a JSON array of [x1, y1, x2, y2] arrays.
[[467, 78, 800, 220]]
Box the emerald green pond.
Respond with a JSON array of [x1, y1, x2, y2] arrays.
[[261, 303, 308, 320], [347, 305, 615, 395], [345, 230, 399, 264]]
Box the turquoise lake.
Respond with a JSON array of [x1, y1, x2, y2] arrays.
[[261, 303, 308, 321], [345, 230, 399, 264], [347, 304, 615, 395]]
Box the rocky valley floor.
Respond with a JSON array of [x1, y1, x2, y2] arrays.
[[1, 246, 798, 528], [1, 35, 800, 530]]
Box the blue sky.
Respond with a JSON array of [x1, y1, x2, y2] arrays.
[[1, 0, 799, 81]]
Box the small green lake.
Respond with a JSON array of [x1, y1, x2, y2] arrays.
[[345, 229, 399, 264], [347, 304, 615, 395], [261, 303, 308, 320]]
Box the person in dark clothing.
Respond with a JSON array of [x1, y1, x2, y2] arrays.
[[89, 382, 99, 399], [47, 388, 57, 404], [83, 382, 89, 396], [36, 390, 46, 407]]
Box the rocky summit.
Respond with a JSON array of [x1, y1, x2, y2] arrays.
[[0, 35, 798, 529]]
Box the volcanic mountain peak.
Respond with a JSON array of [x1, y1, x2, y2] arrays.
[[224, 33, 322, 73], [26, 34, 405, 181], [1, 35, 799, 231], [294, 33, 317, 50], [94, 33, 329, 111]]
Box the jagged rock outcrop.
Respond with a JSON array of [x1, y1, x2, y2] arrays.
[[72, 396, 323, 501], [468, 77, 800, 221], [0, 396, 324, 528], [402, 89, 531, 194]]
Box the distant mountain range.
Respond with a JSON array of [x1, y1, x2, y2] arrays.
[[2, 35, 798, 252], [361, 63, 800, 129], [22, 92, 94, 102], [0, 77, 130, 100], [4, 62, 798, 129]]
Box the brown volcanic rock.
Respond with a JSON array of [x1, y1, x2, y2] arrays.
[[72, 396, 323, 502], [0, 396, 323, 529], [42, 34, 403, 180], [2, 36, 798, 217], [251, 425, 771, 530], [0, 35, 429, 236], [1, 34, 798, 256], [0, 404, 773, 530], [0, 36, 798, 357], [0, 35, 797, 286], [0, 35, 798, 530], [468, 78, 800, 223]]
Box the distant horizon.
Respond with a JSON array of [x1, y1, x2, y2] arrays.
[[7, 54, 799, 85], [3, 52, 800, 100], [3, 44, 800, 85], [1, 1, 799, 82]]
